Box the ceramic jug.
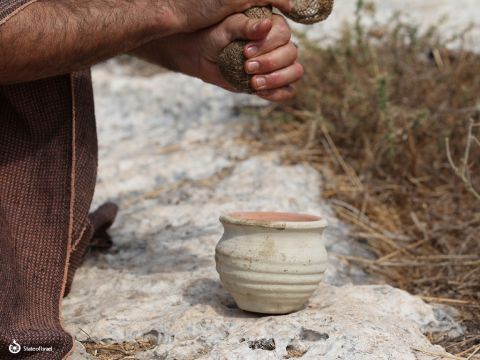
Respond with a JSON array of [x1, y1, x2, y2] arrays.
[[215, 212, 328, 314]]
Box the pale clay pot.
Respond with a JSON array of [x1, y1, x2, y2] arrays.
[[215, 212, 328, 314]]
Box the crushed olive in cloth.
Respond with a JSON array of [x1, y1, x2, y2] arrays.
[[1, 1, 117, 358]]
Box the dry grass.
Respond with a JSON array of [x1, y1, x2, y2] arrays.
[[82, 339, 156, 360], [80, 328, 158, 360], [243, 1, 480, 358]]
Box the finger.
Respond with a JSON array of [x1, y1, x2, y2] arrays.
[[250, 62, 304, 91], [244, 15, 291, 59], [256, 85, 297, 102], [222, 14, 272, 45], [245, 41, 297, 74]]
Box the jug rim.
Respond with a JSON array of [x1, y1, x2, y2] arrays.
[[220, 211, 328, 230]]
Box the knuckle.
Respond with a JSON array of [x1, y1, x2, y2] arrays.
[[272, 16, 291, 42], [279, 23, 291, 41], [289, 42, 298, 55], [262, 58, 275, 70], [237, 14, 251, 30], [279, 29, 291, 43], [285, 43, 298, 62], [270, 73, 282, 87], [295, 63, 305, 77]]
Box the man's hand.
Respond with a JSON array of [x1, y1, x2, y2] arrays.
[[171, 0, 292, 33], [134, 14, 303, 102], [0, 0, 292, 84]]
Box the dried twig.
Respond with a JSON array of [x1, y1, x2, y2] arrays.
[[446, 119, 480, 200], [412, 348, 466, 360]]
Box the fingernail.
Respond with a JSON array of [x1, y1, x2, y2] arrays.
[[245, 45, 258, 57], [246, 61, 260, 73], [255, 76, 267, 89], [253, 21, 262, 32]]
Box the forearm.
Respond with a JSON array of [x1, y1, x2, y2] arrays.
[[0, 0, 178, 84]]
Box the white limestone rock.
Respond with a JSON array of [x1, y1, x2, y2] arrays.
[[69, 341, 94, 360], [63, 68, 459, 360], [61, 5, 471, 353]]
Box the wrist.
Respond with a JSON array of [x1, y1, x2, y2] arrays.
[[162, 34, 202, 75], [140, 1, 184, 38], [132, 34, 197, 74]]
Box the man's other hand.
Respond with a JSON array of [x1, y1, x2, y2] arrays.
[[171, 0, 292, 33], [135, 14, 303, 102]]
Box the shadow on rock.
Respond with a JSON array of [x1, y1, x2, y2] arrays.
[[183, 278, 262, 319], [84, 222, 215, 275]]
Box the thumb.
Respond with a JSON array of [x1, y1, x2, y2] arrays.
[[223, 15, 272, 43], [200, 14, 272, 62]]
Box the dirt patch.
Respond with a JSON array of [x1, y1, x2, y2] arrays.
[[248, 338, 276, 351]]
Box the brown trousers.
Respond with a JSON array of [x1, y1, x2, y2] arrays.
[[0, 72, 101, 359], [1, 2, 120, 357]]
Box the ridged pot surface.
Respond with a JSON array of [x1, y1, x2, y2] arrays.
[[215, 212, 328, 314]]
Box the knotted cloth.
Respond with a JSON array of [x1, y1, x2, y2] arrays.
[[0, 2, 115, 358]]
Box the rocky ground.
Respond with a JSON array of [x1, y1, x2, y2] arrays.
[[64, 1, 478, 359]]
